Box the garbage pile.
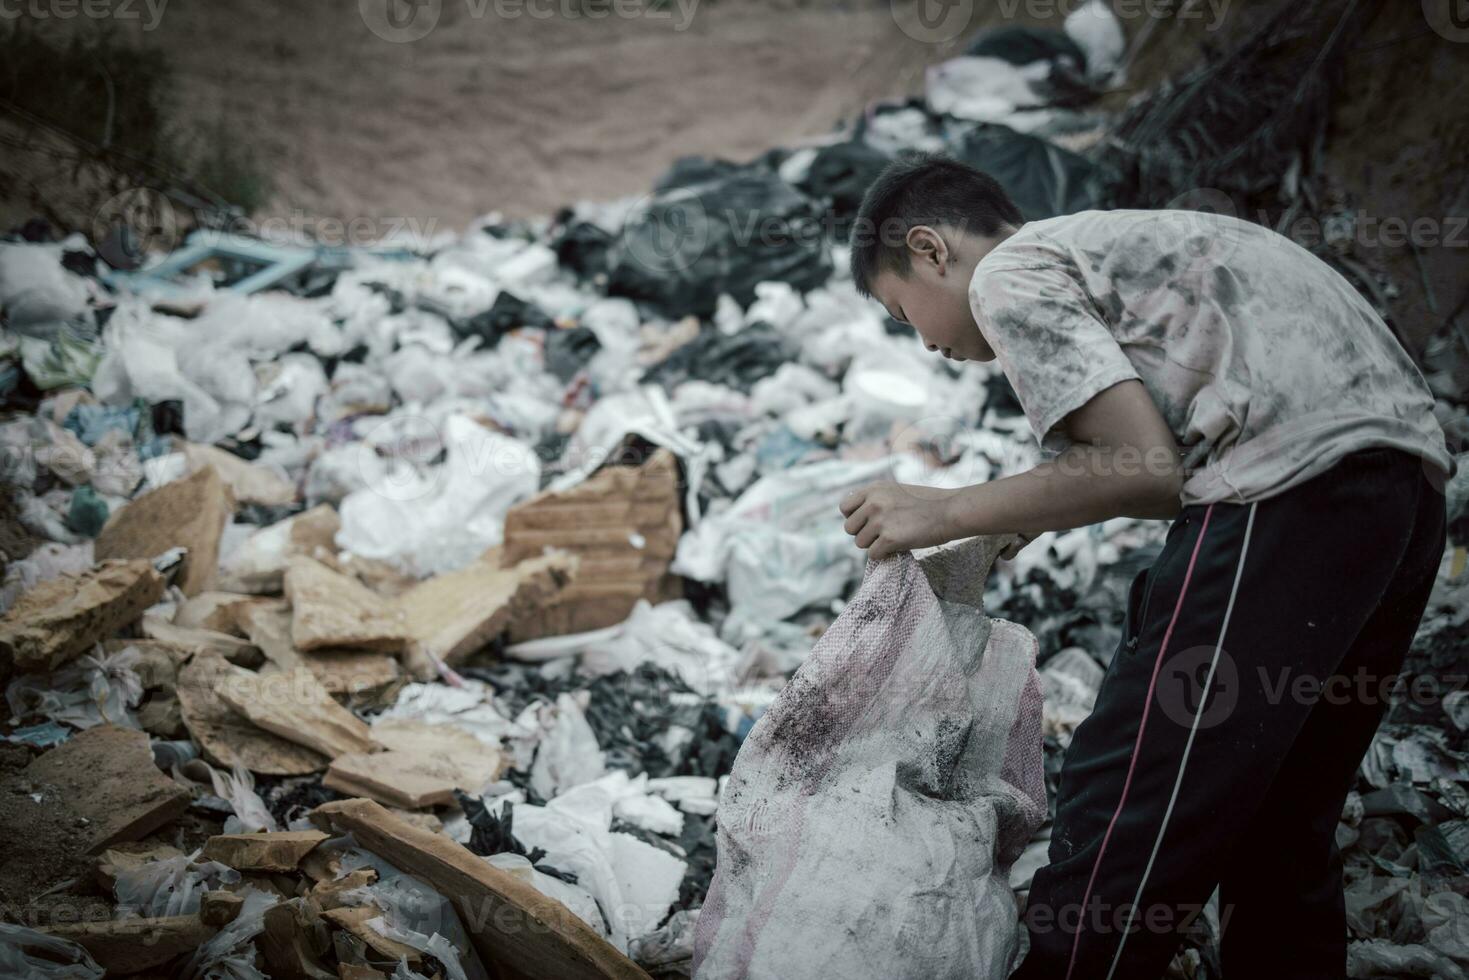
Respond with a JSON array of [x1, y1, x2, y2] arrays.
[[2, 2, 1468, 977]]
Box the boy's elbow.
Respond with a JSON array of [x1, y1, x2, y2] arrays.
[[1137, 470, 1183, 519]]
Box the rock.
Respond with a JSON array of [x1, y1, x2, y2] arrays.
[[284, 556, 407, 653], [21, 725, 190, 855], [177, 652, 328, 776], [44, 915, 217, 974], [215, 665, 380, 759], [200, 830, 330, 873], [95, 466, 235, 596], [310, 798, 651, 980], [0, 559, 165, 674], [393, 549, 578, 680], [502, 449, 682, 641]]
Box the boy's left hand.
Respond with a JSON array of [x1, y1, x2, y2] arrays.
[[840, 481, 956, 560]]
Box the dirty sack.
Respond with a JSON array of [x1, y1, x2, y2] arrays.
[[692, 535, 1047, 979]]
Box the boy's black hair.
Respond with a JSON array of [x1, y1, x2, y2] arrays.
[[848, 151, 1023, 298]]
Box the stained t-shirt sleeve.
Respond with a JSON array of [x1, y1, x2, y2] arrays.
[[970, 260, 1140, 453]]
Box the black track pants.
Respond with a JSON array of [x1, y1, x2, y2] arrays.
[[1011, 448, 1448, 980]]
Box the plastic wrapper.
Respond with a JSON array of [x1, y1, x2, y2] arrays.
[[6, 645, 144, 731], [0, 923, 103, 980], [114, 851, 242, 918]]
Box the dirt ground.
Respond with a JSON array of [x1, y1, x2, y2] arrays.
[[1, 0, 1464, 357]]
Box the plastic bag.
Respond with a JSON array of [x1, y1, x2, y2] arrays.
[[693, 536, 1047, 979], [114, 850, 242, 918], [0, 923, 103, 980], [6, 645, 144, 730], [337, 413, 539, 576]]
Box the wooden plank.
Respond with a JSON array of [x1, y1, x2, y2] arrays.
[[310, 799, 651, 980]]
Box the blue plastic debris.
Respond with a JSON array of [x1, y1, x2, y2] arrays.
[[2, 721, 72, 748]]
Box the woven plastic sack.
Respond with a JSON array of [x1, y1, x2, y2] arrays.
[[693, 535, 1046, 979]]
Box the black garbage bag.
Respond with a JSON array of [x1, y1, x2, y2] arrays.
[[653, 154, 749, 193], [455, 290, 554, 346], [552, 218, 614, 281], [952, 123, 1100, 221], [641, 322, 795, 394], [798, 141, 892, 232], [544, 325, 601, 382], [607, 172, 832, 319], [965, 24, 1086, 72]]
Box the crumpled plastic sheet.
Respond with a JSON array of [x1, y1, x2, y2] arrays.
[[182, 887, 277, 980], [508, 599, 742, 698], [114, 850, 242, 918], [0, 922, 103, 980], [6, 644, 144, 731], [0, 240, 94, 332], [199, 760, 279, 834], [337, 412, 539, 576], [530, 692, 606, 802], [1347, 939, 1469, 980], [511, 770, 689, 953]]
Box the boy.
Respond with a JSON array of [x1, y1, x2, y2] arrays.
[[838, 153, 1452, 979]]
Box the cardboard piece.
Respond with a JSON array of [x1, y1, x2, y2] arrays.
[[393, 550, 578, 680], [94, 841, 186, 891], [324, 736, 503, 809], [200, 889, 245, 926], [320, 906, 423, 966], [22, 725, 191, 854], [285, 556, 408, 653], [142, 616, 263, 666], [44, 915, 217, 974], [0, 559, 165, 674], [200, 830, 330, 873], [502, 449, 682, 641], [182, 441, 297, 507], [234, 600, 401, 702], [310, 798, 651, 980], [173, 591, 262, 636], [215, 665, 380, 760], [178, 652, 328, 776], [95, 465, 235, 596]]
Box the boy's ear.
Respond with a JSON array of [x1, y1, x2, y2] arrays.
[[905, 225, 949, 271]]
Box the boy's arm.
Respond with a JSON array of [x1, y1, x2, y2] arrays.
[[841, 380, 1181, 559]]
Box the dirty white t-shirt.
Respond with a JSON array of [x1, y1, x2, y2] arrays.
[[968, 209, 1453, 505]]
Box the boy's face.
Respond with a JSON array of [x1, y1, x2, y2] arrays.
[[868, 226, 996, 363]]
